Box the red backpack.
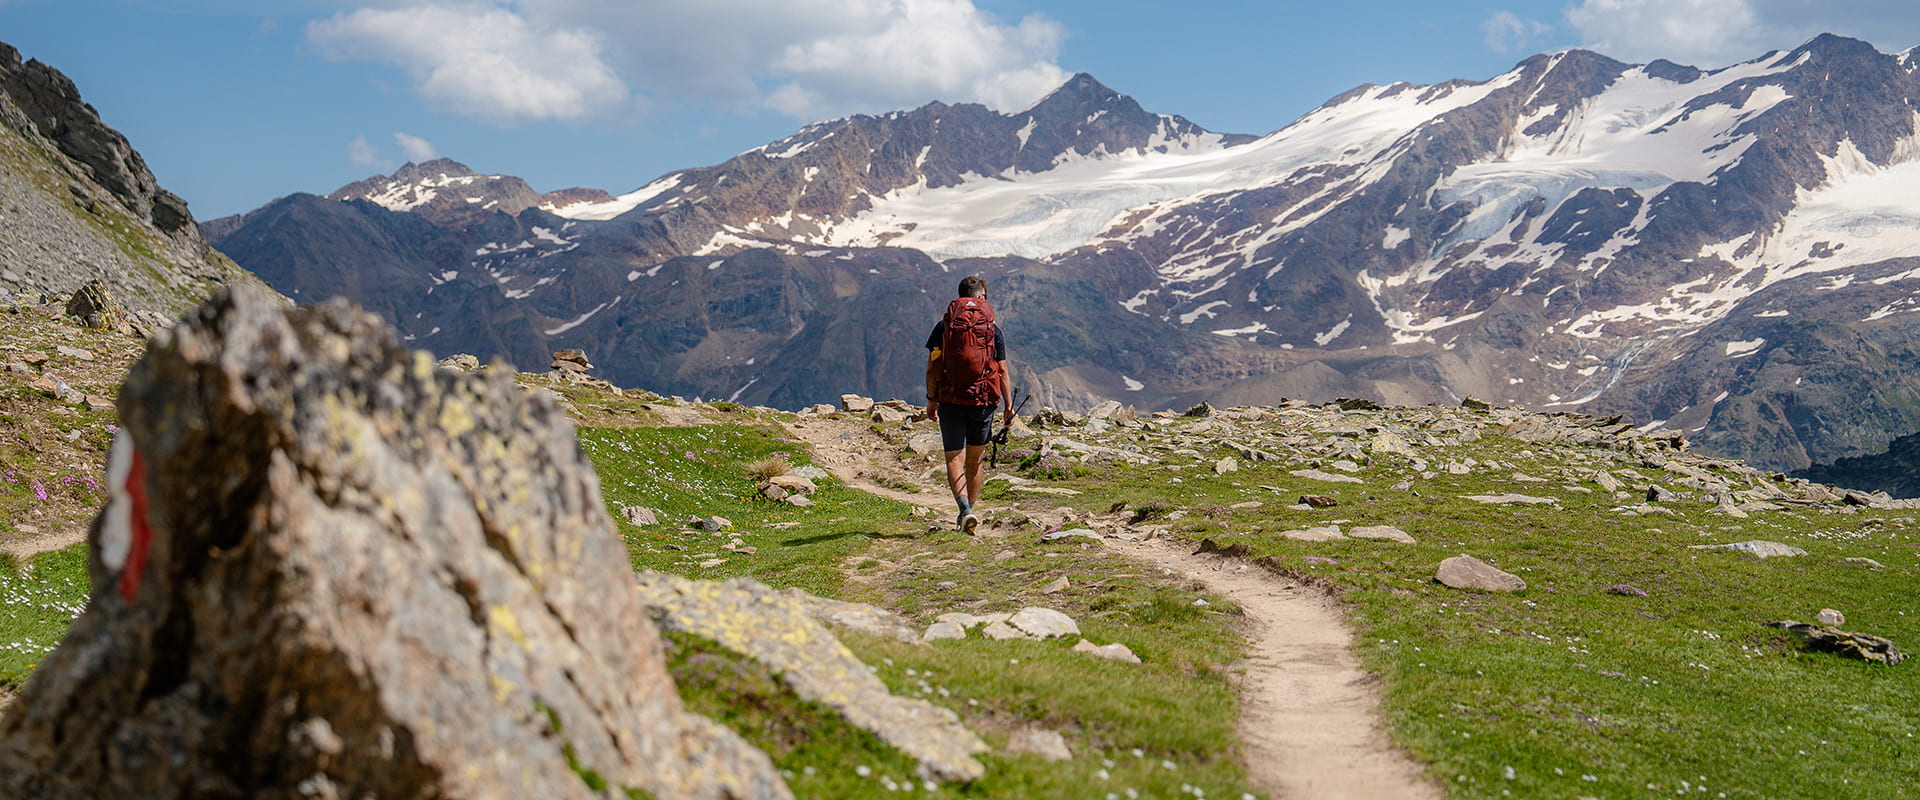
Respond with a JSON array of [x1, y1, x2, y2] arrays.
[[936, 296, 1002, 406]]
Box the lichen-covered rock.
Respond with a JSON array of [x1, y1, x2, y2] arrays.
[[1768, 621, 1906, 665], [634, 571, 988, 782], [781, 588, 920, 643], [1348, 525, 1416, 544], [64, 279, 132, 334], [1008, 607, 1080, 639], [0, 286, 786, 800], [1689, 540, 1807, 558], [1435, 554, 1527, 592]]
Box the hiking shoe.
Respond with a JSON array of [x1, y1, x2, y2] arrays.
[[956, 509, 969, 530], [962, 511, 980, 534]]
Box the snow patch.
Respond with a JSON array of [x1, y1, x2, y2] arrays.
[[546, 174, 686, 220], [1212, 322, 1270, 338], [544, 299, 614, 335], [1313, 315, 1353, 346], [1122, 375, 1144, 391], [1724, 338, 1766, 357], [1121, 288, 1159, 315], [1179, 301, 1229, 324]]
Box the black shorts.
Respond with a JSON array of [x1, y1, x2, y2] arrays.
[[938, 403, 998, 451]]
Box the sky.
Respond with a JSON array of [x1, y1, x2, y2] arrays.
[[2, 0, 1917, 221]]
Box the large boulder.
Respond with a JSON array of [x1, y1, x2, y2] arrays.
[[0, 286, 787, 800]]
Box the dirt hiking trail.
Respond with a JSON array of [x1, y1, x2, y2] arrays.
[[785, 414, 1444, 800]]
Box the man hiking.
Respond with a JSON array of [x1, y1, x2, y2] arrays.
[[925, 275, 1012, 533]]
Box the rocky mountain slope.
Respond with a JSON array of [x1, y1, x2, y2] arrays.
[[206, 35, 1920, 472], [0, 42, 268, 322]]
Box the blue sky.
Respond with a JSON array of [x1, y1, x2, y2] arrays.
[[3, 0, 1917, 220]]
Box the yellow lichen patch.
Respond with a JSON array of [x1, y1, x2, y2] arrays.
[[489, 673, 518, 703], [489, 604, 529, 649], [438, 397, 476, 439]]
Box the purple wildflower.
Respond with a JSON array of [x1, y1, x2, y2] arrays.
[[1303, 556, 1338, 565], [32, 478, 47, 501], [1608, 583, 1648, 597]]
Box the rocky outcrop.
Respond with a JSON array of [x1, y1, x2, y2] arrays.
[[634, 572, 989, 782], [0, 42, 186, 234], [0, 38, 271, 319], [0, 286, 786, 800], [1767, 621, 1907, 665]]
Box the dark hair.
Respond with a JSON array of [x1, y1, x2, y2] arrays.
[[958, 275, 988, 297]]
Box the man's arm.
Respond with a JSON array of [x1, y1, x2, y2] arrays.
[[999, 359, 1012, 416]]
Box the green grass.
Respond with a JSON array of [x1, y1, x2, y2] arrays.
[[1007, 419, 1920, 799], [578, 420, 1262, 800], [0, 542, 89, 685], [580, 423, 919, 596], [20, 388, 1903, 798]]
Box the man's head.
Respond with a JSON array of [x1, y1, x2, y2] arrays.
[[958, 275, 988, 298]]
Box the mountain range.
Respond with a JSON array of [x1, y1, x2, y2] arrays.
[[200, 34, 1920, 473]]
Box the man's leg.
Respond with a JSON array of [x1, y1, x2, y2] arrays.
[[944, 448, 968, 514], [959, 405, 995, 533], [938, 403, 971, 527], [962, 444, 988, 506]]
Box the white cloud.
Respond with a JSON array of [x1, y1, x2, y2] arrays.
[[763, 0, 1068, 117], [310, 0, 1069, 125], [348, 135, 385, 168], [394, 131, 438, 162], [1565, 0, 1920, 66], [309, 4, 628, 123], [1483, 11, 1552, 55]]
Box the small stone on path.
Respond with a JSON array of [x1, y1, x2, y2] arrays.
[[1040, 527, 1100, 542]]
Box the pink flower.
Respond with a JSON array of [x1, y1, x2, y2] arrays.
[[1304, 556, 1337, 565], [32, 479, 47, 501]]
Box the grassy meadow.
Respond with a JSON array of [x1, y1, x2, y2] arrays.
[[2, 381, 1915, 800]]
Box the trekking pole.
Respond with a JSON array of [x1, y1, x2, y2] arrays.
[[989, 388, 1031, 467]]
